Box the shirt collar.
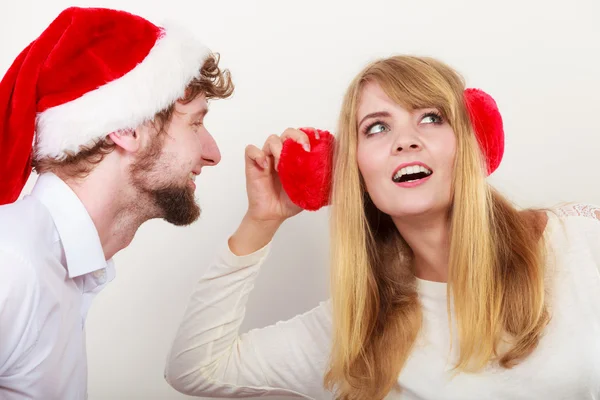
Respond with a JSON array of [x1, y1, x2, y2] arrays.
[[31, 172, 110, 278]]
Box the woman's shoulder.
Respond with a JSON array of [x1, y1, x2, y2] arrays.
[[544, 202, 600, 252], [551, 203, 600, 222]]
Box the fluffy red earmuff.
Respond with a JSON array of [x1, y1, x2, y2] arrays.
[[463, 88, 504, 175], [278, 89, 504, 211], [278, 128, 334, 211]]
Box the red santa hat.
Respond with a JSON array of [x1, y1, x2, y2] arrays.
[[278, 89, 504, 211], [0, 7, 211, 205]]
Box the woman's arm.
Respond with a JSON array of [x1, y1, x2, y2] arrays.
[[165, 129, 334, 399], [165, 216, 332, 398]]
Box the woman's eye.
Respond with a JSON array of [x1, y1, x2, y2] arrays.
[[420, 113, 443, 124], [366, 123, 387, 136]]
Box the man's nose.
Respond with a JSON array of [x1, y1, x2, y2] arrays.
[[200, 131, 221, 166]]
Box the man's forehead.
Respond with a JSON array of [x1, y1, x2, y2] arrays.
[[176, 96, 208, 115], [189, 106, 208, 117]]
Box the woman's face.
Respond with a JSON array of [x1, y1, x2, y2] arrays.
[[356, 82, 457, 220]]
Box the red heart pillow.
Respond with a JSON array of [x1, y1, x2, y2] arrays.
[[277, 128, 334, 211]]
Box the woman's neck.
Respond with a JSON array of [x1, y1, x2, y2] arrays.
[[393, 211, 451, 283]]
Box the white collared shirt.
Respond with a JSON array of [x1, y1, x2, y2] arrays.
[[0, 173, 115, 399]]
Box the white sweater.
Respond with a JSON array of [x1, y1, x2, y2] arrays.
[[165, 204, 600, 399]]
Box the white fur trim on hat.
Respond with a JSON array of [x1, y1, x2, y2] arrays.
[[35, 23, 211, 160]]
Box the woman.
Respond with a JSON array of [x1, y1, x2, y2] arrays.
[[164, 56, 600, 399]]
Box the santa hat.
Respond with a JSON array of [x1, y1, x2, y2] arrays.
[[0, 7, 211, 205], [278, 89, 504, 211]]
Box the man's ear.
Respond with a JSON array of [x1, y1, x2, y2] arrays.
[[108, 128, 141, 153]]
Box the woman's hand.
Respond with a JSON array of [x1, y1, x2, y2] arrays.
[[229, 128, 314, 255]]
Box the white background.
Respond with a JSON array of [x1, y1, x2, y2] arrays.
[[1, 0, 599, 398]]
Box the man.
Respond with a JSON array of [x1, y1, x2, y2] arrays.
[[0, 6, 233, 398]]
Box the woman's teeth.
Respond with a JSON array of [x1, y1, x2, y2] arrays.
[[393, 165, 432, 183]]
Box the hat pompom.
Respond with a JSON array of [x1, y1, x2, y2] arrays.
[[464, 88, 504, 174], [278, 128, 334, 211]]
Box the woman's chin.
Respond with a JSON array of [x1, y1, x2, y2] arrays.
[[387, 203, 449, 221]]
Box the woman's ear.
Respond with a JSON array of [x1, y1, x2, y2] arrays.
[[108, 128, 141, 153]]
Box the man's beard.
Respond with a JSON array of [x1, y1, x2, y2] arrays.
[[149, 183, 200, 226], [130, 136, 200, 226]]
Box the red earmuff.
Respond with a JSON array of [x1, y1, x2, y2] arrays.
[[278, 89, 504, 211]]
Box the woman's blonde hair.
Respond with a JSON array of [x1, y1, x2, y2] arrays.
[[324, 56, 549, 399]]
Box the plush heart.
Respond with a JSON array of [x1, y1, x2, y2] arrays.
[[278, 128, 334, 211]]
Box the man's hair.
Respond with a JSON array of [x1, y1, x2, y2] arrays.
[[32, 53, 234, 178]]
